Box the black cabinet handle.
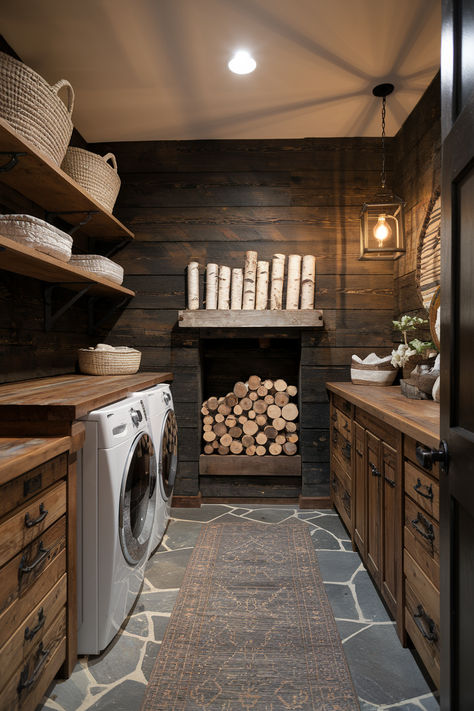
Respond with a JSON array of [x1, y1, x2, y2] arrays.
[[331, 413, 337, 422], [24, 503, 48, 529], [413, 478, 434, 501], [330, 475, 338, 493], [416, 440, 449, 474], [17, 643, 49, 693], [341, 442, 351, 460], [411, 512, 435, 542], [384, 475, 396, 487], [24, 608, 45, 641], [413, 604, 438, 642], [18, 541, 51, 576], [370, 463, 381, 477]]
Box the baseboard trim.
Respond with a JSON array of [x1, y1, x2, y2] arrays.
[[171, 493, 202, 508], [298, 496, 332, 509], [201, 497, 300, 505]]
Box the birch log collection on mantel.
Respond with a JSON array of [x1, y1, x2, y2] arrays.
[[242, 250, 257, 310], [231, 268, 243, 310], [187, 261, 200, 310], [255, 261, 269, 310], [270, 253, 285, 309], [286, 254, 302, 310], [206, 263, 218, 309], [300, 254, 316, 309], [218, 265, 231, 309]]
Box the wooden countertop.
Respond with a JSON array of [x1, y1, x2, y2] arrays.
[[327, 382, 440, 449], [0, 436, 72, 486], [0, 372, 173, 436]]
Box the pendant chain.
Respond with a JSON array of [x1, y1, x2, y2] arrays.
[[381, 96, 386, 189]]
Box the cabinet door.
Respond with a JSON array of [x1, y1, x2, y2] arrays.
[[366, 431, 382, 585], [381, 442, 401, 621], [353, 422, 366, 558]]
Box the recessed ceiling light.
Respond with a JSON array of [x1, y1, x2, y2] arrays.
[[228, 50, 256, 75]]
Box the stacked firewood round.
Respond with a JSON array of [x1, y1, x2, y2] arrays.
[[201, 376, 299, 456]]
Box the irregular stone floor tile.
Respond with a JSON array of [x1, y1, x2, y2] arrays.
[[170, 504, 230, 521], [164, 519, 203, 549], [335, 619, 370, 642], [316, 550, 362, 583], [124, 612, 149, 638], [87, 634, 144, 685], [308, 513, 351, 539], [325, 582, 359, 620], [145, 548, 193, 588], [46, 675, 86, 711], [87, 680, 146, 711], [242, 508, 295, 523], [353, 569, 393, 622], [310, 527, 343, 550], [420, 694, 440, 710], [141, 640, 162, 682], [138, 589, 178, 614], [229, 507, 252, 515], [152, 614, 170, 641]]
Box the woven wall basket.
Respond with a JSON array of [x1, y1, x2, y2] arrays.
[[68, 254, 124, 284], [78, 349, 141, 375], [61, 147, 121, 213], [0, 214, 72, 262], [350, 359, 398, 386], [0, 51, 74, 166]]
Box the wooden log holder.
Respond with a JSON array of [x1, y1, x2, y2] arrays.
[[199, 454, 301, 477]]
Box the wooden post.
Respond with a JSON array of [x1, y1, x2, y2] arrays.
[[286, 254, 302, 310], [218, 265, 231, 309], [187, 261, 200, 310], [255, 261, 269, 310], [270, 254, 285, 309], [300, 255, 316, 309], [242, 250, 258, 310], [231, 268, 243, 310], [206, 263, 218, 309]]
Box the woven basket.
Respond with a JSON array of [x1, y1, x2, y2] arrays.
[[351, 358, 398, 386], [0, 51, 74, 166], [0, 214, 72, 262], [78, 348, 141, 376], [61, 147, 121, 212], [68, 254, 124, 284]]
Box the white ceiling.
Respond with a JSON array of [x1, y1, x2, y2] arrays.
[[0, 0, 440, 141]]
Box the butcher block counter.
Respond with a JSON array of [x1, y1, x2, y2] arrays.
[[0, 372, 173, 436]]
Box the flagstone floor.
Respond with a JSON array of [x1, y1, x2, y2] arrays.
[[41, 505, 439, 711]]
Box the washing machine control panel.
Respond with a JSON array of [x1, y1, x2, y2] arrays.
[[130, 406, 144, 428], [163, 391, 171, 406]]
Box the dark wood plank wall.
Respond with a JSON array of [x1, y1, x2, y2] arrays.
[[393, 73, 441, 327], [89, 138, 396, 499]]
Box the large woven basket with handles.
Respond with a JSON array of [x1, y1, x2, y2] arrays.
[[68, 254, 124, 284], [61, 147, 121, 213], [0, 51, 74, 166], [0, 214, 72, 262], [78, 347, 141, 375], [350, 357, 398, 386]]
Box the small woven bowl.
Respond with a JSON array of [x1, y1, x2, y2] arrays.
[[78, 349, 141, 375]]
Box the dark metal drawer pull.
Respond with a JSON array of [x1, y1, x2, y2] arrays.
[[356, 448, 363, 457], [413, 604, 438, 642], [332, 430, 338, 444], [411, 512, 435, 542], [413, 478, 434, 501], [331, 413, 337, 422], [370, 463, 381, 477], [24, 503, 48, 528], [24, 608, 45, 641], [18, 541, 51, 576], [17, 643, 49, 693], [341, 442, 351, 460], [384, 475, 396, 487], [330, 475, 338, 493]]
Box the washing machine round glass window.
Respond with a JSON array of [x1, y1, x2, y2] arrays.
[[119, 432, 157, 565], [160, 410, 178, 499]]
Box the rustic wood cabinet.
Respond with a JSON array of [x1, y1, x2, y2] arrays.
[[327, 382, 440, 687]]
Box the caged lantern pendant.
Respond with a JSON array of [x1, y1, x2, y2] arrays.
[[359, 83, 406, 260]]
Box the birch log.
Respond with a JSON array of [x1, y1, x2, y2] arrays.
[[205, 263, 218, 309], [300, 255, 316, 309], [187, 261, 200, 310], [231, 268, 243, 310], [270, 254, 285, 309], [242, 250, 258, 310], [218, 266, 231, 309], [286, 254, 302, 310], [255, 261, 269, 310]]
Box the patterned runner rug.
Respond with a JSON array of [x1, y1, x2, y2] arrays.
[[142, 519, 360, 710]]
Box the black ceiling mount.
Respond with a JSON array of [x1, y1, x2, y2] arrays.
[[372, 83, 394, 98]]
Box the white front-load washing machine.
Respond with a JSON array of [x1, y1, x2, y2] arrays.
[[131, 384, 178, 555], [77, 395, 157, 655]]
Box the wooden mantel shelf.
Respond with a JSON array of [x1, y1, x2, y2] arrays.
[[0, 117, 133, 241], [178, 309, 324, 328], [0, 236, 134, 296]]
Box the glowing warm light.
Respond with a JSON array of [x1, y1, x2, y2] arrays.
[[373, 214, 392, 246], [228, 50, 256, 75]]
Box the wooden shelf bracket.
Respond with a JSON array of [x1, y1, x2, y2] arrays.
[[0, 151, 26, 173], [87, 293, 133, 334]]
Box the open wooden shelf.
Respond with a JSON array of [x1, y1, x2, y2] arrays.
[[0, 235, 134, 297], [199, 454, 301, 476], [0, 117, 133, 241], [179, 309, 323, 328]]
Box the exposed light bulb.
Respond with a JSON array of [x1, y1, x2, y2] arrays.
[[228, 50, 256, 75], [373, 214, 392, 247]]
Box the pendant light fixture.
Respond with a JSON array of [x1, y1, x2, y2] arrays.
[[359, 83, 406, 260]]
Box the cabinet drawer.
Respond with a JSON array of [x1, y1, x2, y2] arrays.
[[330, 457, 352, 533], [1, 609, 66, 711], [0, 575, 66, 691], [330, 405, 352, 439], [355, 408, 398, 449], [331, 427, 352, 474], [404, 496, 439, 588], [404, 436, 439, 481], [331, 393, 354, 419], [405, 461, 439, 521], [0, 516, 66, 650], [0, 454, 67, 521], [0, 480, 66, 568]]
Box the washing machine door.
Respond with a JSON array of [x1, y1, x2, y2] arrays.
[[160, 410, 178, 500], [119, 432, 157, 565]]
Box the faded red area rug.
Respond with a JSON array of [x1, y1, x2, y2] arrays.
[[142, 519, 360, 710]]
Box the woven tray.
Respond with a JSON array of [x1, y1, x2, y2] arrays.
[[0, 51, 74, 166], [68, 254, 124, 284], [78, 348, 141, 375], [62, 147, 121, 213], [0, 214, 73, 262]]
